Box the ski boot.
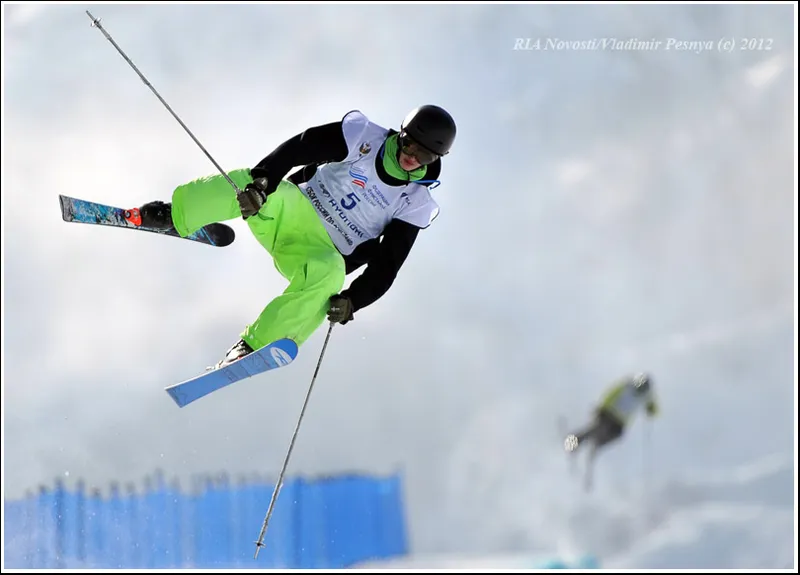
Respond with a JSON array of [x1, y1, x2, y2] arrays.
[[124, 201, 175, 232], [208, 339, 255, 371]]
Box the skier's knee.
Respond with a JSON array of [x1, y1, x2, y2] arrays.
[[305, 255, 346, 294]]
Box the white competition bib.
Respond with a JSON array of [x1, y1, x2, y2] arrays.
[[298, 110, 440, 255], [612, 384, 641, 420]]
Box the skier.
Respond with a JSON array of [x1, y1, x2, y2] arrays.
[[563, 372, 659, 483], [125, 105, 456, 368]]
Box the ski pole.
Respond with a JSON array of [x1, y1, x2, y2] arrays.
[[643, 420, 651, 491], [254, 322, 335, 559], [85, 11, 243, 195]]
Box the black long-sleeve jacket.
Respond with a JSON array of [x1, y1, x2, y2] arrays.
[[249, 119, 442, 314]]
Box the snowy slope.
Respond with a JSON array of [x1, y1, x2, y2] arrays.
[[357, 454, 794, 570]]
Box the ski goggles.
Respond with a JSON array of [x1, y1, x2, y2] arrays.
[[398, 132, 440, 166]]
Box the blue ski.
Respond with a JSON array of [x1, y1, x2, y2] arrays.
[[59, 194, 235, 247], [165, 339, 299, 408]]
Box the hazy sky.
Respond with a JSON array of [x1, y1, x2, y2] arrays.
[[3, 2, 796, 568]]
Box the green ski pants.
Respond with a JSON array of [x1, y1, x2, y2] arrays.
[[170, 168, 346, 350]]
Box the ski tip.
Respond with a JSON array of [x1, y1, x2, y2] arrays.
[[205, 223, 236, 247], [269, 338, 299, 363]]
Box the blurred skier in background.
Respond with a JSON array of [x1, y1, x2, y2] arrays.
[[562, 372, 659, 489]]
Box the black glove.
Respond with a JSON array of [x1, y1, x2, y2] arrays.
[[237, 177, 270, 219], [327, 295, 354, 324]]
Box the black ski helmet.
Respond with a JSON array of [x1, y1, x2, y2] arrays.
[[400, 105, 457, 157]]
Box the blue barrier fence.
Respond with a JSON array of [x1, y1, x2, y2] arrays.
[[3, 471, 408, 569]]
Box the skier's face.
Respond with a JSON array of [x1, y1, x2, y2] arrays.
[[398, 150, 422, 171], [398, 133, 439, 169]]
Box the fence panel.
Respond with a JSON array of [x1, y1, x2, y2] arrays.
[[3, 471, 408, 569]]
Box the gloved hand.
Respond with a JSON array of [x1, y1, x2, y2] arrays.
[[237, 177, 270, 219], [646, 401, 658, 417], [327, 295, 354, 324]]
